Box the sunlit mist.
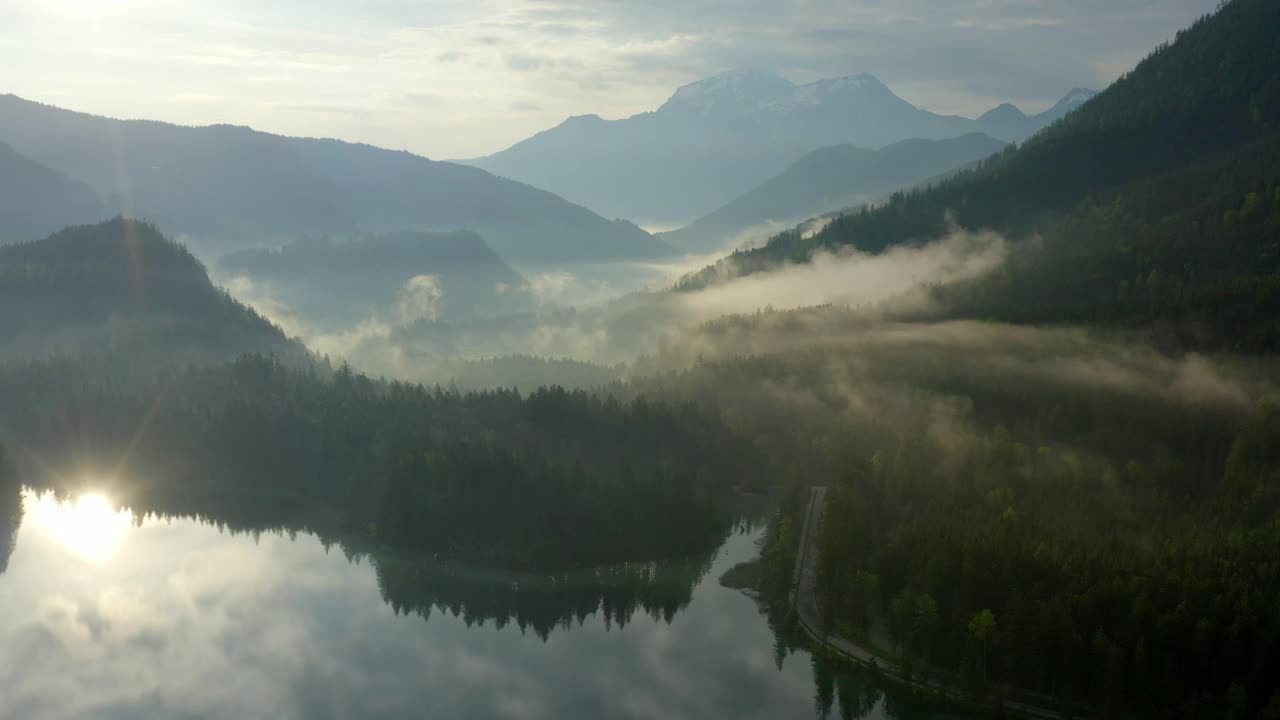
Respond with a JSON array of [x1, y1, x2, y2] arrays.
[[26, 489, 134, 563]]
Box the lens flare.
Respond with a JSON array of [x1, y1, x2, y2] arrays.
[[26, 489, 134, 563]]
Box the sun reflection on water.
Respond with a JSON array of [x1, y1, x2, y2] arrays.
[[26, 489, 134, 563]]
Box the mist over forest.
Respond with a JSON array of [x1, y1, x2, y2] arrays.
[[1, 0, 1278, 718]]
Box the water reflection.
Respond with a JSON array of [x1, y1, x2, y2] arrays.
[[0, 487, 953, 720], [26, 491, 134, 563], [0, 479, 18, 574], [373, 551, 713, 641]]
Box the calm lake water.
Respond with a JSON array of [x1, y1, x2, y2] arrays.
[[0, 488, 947, 720]]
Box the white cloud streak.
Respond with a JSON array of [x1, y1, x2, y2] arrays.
[[681, 228, 1008, 318]]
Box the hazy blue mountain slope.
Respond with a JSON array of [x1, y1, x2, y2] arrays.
[[973, 88, 1096, 143], [0, 141, 105, 244], [659, 133, 1008, 253], [468, 72, 1091, 225], [0, 95, 673, 262]]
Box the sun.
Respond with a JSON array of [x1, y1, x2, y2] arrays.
[[27, 490, 135, 563]]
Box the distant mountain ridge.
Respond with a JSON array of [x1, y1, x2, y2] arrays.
[[659, 133, 1010, 253], [0, 140, 105, 243], [466, 71, 1095, 225], [975, 88, 1095, 141], [0, 95, 675, 263]]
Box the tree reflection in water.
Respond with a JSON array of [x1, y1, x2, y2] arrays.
[[0, 483, 18, 575], [371, 549, 716, 641], [0, 479, 957, 720], [1, 476, 760, 642]]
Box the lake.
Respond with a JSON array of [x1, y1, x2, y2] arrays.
[[0, 488, 950, 719]]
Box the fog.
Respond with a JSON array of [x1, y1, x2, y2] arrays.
[[396, 276, 445, 324], [213, 218, 1278, 440], [680, 228, 1006, 318], [214, 227, 1007, 385], [653, 313, 1279, 411]]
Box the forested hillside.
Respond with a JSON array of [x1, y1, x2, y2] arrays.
[[0, 355, 762, 570], [625, 308, 1280, 717], [0, 218, 305, 364], [682, 0, 1280, 351], [659, 133, 1008, 253], [220, 230, 535, 327], [650, 5, 1280, 713]]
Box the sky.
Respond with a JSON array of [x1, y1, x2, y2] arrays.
[[2, 0, 1220, 159]]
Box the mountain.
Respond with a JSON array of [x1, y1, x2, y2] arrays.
[[974, 88, 1097, 141], [219, 230, 536, 329], [0, 95, 674, 262], [659, 133, 1009, 253], [0, 217, 305, 363], [681, 0, 1280, 351], [0, 140, 105, 243], [466, 72, 1093, 225]]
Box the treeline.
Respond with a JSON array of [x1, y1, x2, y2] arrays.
[[0, 445, 18, 575], [743, 487, 952, 720], [812, 419, 1280, 715], [687, 335, 1280, 716], [372, 548, 715, 641], [0, 217, 307, 365], [0, 354, 764, 570], [610, 304, 1280, 716], [449, 355, 620, 392], [929, 135, 1280, 352]]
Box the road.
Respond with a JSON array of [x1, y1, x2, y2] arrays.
[[790, 486, 1083, 720]]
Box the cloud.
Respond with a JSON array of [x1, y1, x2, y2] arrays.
[[646, 309, 1280, 421], [526, 271, 577, 303], [396, 275, 445, 324], [311, 317, 394, 360], [319, 227, 1010, 383], [0, 0, 1219, 158], [681, 228, 1008, 318], [167, 92, 226, 104], [222, 275, 310, 339], [219, 273, 394, 361], [505, 52, 547, 71]]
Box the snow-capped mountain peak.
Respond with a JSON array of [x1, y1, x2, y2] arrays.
[[811, 73, 884, 92], [663, 70, 902, 116], [663, 69, 795, 114], [780, 73, 892, 109]]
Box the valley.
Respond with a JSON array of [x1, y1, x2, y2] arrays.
[[0, 1, 1275, 718]]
